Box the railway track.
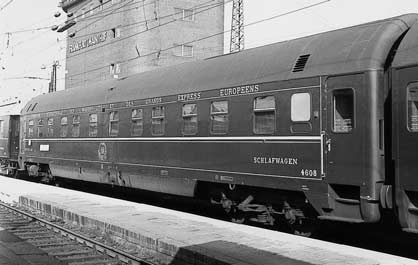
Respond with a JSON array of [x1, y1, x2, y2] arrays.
[[0, 201, 156, 265]]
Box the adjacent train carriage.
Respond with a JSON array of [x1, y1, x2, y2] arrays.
[[18, 14, 418, 232], [390, 20, 418, 233], [0, 99, 22, 176]]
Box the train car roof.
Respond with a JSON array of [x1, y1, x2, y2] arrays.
[[23, 13, 418, 115], [392, 15, 418, 68]]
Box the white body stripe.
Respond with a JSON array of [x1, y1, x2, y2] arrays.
[[27, 155, 322, 181], [25, 136, 322, 142]]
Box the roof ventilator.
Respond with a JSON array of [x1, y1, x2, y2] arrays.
[[292, 54, 311, 72]]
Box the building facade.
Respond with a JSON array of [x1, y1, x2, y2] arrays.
[[60, 0, 225, 89]]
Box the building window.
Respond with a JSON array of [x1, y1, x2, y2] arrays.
[[253, 96, 275, 134], [89, 4, 94, 15], [89, 114, 98, 137], [110, 63, 121, 77], [408, 84, 418, 132], [151, 106, 165, 136], [112, 28, 121, 38], [109, 111, 119, 136], [333, 89, 354, 133], [180, 45, 193, 57], [182, 103, 197, 135], [98, 0, 104, 10], [37, 119, 44, 138], [174, 8, 194, 21], [60, 116, 68, 137], [72, 115, 80, 137], [131, 108, 143, 136], [291, 93, 311, 122], [211, 101, 228, 134], [28, 119, 34, 138], [47, 118, 54, 137]]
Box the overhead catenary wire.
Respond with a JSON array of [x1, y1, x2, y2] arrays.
[[6, 0, 228, 77], [69, 0, 221, 40], [66, 0, 231, 61], [66, 0, 331, 79], [9, 0, 331, 84], [3, 0, 225, 79], [0, 0, 13, 12]]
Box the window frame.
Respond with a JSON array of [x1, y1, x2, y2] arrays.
[[131, 108, 143, 136], [332, 88, 355, 134], [182, 103, 198, 135], [37, 118, 44, 138], [253, 95, 276, 135], [89, 113, 98, 137], [151, 106, 165, 136], [47, 117, 54, 137], [60, 116, 68, 137], [72, 115, 80, 137], [28, 119, 34, 138], [109, 111, 119, 137], [210, 100, 229, 135], [181, 44, 193, 57], [291, 92, 311, 122], [407, 82, 418, 133], [174, 8, 195, 21]]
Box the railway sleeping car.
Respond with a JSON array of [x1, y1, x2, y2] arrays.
[[0, 99, 21, 176], [17, 14, 418, 233]]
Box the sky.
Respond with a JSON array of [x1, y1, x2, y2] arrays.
[[1, 0, 418, 104]]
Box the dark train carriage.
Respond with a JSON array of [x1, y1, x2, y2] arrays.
[[19, 14, 418, 230], [0, 99, 22, 176], [390, 20, 418, 233], [0, 114, 20, 169]]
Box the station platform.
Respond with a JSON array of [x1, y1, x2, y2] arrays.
[[0, 176, 415, 265]]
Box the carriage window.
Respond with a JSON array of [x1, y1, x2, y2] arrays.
[[89, 114, 98, 137], [28, 119, 34, 138], [47, 118, 54, 137], [152, 106, 165, 136], [131, 108, 143, 136], [333, 89, 354, 133], [408, 86, 418, 132], [182, 104, 197, 135], [253, 96, 275, 134], [291, 93, 311, 122], [109, 111, 119, 136], [37, 119, 44, 137], [60, 116, 68, 137], [72, 115, 80, 137], [211, 101, 228, 134]]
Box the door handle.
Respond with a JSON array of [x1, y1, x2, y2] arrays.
[[326, 139, 331, 152]]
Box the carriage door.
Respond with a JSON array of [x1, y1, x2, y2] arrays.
[[325, 75, 365, 184], [394, 68, 418, 192]]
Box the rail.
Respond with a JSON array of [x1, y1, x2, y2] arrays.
[[0, 201, 156, 265]]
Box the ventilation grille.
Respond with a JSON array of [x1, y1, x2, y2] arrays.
[[292, 54, 311, 72]]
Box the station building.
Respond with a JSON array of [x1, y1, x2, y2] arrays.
[[59, 0, 225, 89]]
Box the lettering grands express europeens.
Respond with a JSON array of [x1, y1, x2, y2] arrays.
[[220, 84, 259, 97]]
